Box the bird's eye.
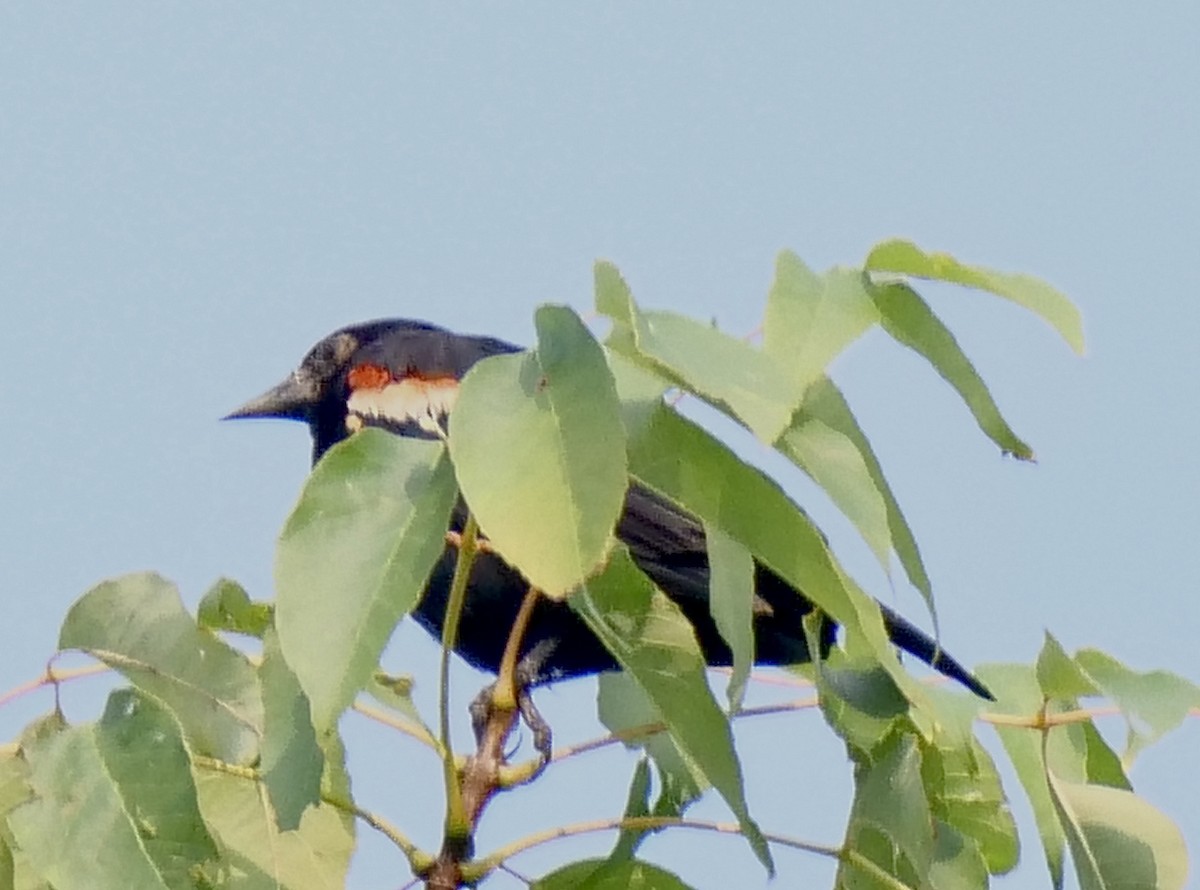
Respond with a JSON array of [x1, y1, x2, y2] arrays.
[[304, 333, 359, 378]]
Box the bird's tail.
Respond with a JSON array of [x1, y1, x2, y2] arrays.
[[878, 603, 994, 701]]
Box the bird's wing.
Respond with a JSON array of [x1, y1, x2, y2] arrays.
[[617, 483, 714, 603]]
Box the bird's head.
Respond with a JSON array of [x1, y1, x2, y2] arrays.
[[224, 318, 520, 462]]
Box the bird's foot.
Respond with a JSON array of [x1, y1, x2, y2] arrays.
[[469, 675, 551, 776], [516, 685, 552, 764]]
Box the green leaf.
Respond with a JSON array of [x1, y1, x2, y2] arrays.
[[1047, 774, 1189, 890], [775, 409, 892, 574], [835, 732, 932, 890], [779, 377, 934, 616], [10, 689, 220, 890], [609, 758, 654, 862], [608, 349, 672, 408], [16, 711, 67, 755], [617, 397, 926, 708], [368, 670, 414, 702], [0, 751, 49, 890], [572, 550, 772, 873], [930, 745, 1020, 877], [976, 663, 1066, 887], [59, 572, 262, 764], [535, 858, 695, 890], [0, 838, 12, 890], [0, 747, 33, 823], [594, 259, 637, 322], [1010, 642, 1132, 794], [1025, 642, 1131, 793], [871, 280, 1034, 459], [1077, 721, 1130, 791], [762, 253, 879, 402], [449, 304, 627, 597], [275, 430, 456, 730], [598, 673, 706, 808], [1037, 632, 1099, 700], [260, 626, 323, 831], [1073, 649, 1200, 763], [596, 261, 796, 442], [815, 656, 910, 758], [921, 688, 1020, 874], [865, 238, 1085, 354], [628, 312, 796, 442], [703, 524, 755, 711], [363, 672, 436, 747], [929, 819, 989, 890], [1, 845, 50, 890], [193, 764, 355, 890], [197, 577, 271, 638], [315, 728, 354, 807]]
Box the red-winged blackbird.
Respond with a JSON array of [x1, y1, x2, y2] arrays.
[[226, 319, 992, 744]]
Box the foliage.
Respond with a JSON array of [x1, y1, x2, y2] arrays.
[[1, 242, 1194, 890]]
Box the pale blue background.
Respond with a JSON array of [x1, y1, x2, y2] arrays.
[[1, 6, 1196, 888]]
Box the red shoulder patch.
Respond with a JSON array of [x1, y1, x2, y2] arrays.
[[347, 363, 392, 391]]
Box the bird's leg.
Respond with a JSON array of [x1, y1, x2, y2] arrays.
[[467, 683, 495, 745], [467, 679, 549, 760], [515, 674, 551, 763], [469, 640, 554, 773]]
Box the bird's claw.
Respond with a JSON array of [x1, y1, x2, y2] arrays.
[[469, 679, 552, 771], [516, 686, 552, 765]]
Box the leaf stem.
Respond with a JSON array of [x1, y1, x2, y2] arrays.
[[493, 584, 541, 712], [438, 511, 480, 840], [838, 848, 921, 890], [193, 755, 429, 874], [320, 791, 428, 871], [352, 701, 440, 752]]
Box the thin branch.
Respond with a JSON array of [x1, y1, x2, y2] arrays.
[[426, 586, 543, 886], [493, 585, 541, 712], [320, 791, 426, 869], [444, 529, 497, 556], [982, 705, 1123, 728], [496, 862, 533, 886], [550, 696, 819, 764], [713, 666, 815, 690], [0, 662, 109, 710], [3, 659, 1191, 751], [193, 755, 428, 873], [351, 701, 440, 751], [474, 816, 843, 875], [543, 692, 1178, 771], [437, 512, 481, 843], [475, 816, 918, 890]]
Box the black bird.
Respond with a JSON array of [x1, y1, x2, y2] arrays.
[[226, 319, 992, 750]]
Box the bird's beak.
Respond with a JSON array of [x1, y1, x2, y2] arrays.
[[222, 372, 318, 422]]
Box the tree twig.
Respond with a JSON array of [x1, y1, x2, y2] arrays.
[[470, 815, 885, 885], [424, 554, 543, 888], [0, 661, 109, 710], [434, 512, 481, 870]]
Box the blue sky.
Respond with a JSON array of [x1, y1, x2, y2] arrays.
[[1, 6, 1196, 888]]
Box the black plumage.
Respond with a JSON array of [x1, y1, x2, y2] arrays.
[[226, 318, 992, 705]]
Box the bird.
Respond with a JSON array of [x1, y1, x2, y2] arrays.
[[225, 318, 992, 755]]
